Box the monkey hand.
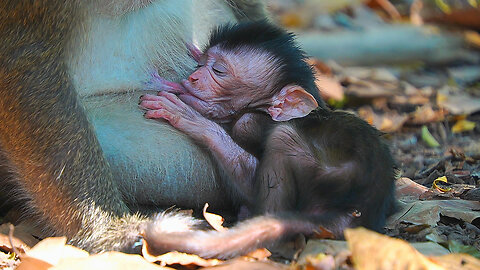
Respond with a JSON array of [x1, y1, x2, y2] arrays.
[[144, 70, 187, 94], [140, 92, 217, 141]]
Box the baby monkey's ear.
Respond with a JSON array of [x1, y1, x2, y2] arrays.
[[267, 85, 318, 121]]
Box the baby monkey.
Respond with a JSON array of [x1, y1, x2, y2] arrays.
[[140, 22, 396, 258]]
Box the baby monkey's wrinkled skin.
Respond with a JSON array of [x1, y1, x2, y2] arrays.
[[140, 22, 396, 258]]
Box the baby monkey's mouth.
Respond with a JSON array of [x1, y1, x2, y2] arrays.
[[179, 79, 204, 101]]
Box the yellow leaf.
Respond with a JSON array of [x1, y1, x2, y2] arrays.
[[203, 203, 227, 232], [452, 119, 476, 133], [466, 31, 480, 49], [433, 176, 452, 192]]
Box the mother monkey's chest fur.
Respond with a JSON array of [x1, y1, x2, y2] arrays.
[[68, 0, 248, 211]]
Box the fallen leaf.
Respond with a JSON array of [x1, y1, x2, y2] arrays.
[[345, 228, 445, 270], [395, 177, 429, 200], [244, 248, 271, 260], [452, 119, 476, 133], [315, 74, 344, 101], [437, 94, 480, 115], [433, 253, 480, 269], [433, 176, 452, 192], [143, 249, 223, 267], [312, 227, 336, 240], [387, 200, 480, 228], [53, 252, 170, 270], [421, 125, 441, 148], [465, 30, 480, 49], [448, 240, 480, 259], [16, 237, 89, 270], [357, 106, 408, 132], [304, 253, 336, 270], [203, 203, 227, 232], [202, 257, 287, 270], [409, 105, 446, 124], [298, 239, 348, 265]]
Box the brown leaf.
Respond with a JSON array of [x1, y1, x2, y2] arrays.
[[143, 249, 223, 267], [357, 106, 408, 132], [16, 237, 89, 270], [408, 105, 446, 124], [244, 248, 271, 260], [203, 203, 227, 232], [202, 258, 287, 270], [304, 253, 336, 270], [395, 177, 429, 200], [315, 74, 344, 101], [312, 226, 335, 240], [345, 228, 445, 270], [53, 252, 171, 270], [433, 253, 480, 270]]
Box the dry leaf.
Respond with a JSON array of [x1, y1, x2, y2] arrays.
[[143, 249, 223, 267], [202, 257, 287, 270], [437, 94, 480, 115], [451, 119, 476, 133], [312, 226, 336, 240], [203, 203, 227, 232], [244, 248, 271, 260], [433, 253, 480, 270], [345, 228, 445, 270], [304, 253, 336, 270], [357, 106, 408, 132], [409, 105, 445, 124], [465, 30, 480, 49], [387, 200, 480, 228], [53, 252, 170, 270], [433, 176, 452, 192], [395, 177, 429, 200], [16, 237, 89, 270], [315, 74, 344, 101]]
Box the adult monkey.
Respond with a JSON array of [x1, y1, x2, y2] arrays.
[[0, 0, 266, 253]]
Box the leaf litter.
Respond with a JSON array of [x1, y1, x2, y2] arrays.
[[2, 0, 480, 269]]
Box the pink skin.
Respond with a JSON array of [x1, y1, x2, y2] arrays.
[[140, 46, 259, 192], [144, 70, 187, 94], [141, 91, 258, 194]]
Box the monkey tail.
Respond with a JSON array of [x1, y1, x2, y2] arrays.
[[142, 213, 318, 259]]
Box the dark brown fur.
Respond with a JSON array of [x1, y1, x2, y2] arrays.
[[140, 22, 396, 258]]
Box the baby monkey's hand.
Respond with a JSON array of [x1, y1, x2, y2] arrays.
[[140, 92, 217, 142]]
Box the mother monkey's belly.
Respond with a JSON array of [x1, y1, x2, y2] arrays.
[[69, 0, 242, 210]]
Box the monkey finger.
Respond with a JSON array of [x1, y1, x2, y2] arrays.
[[145, 109, 199, 134], [157, 91, 192, 109], [178, 94, 210, 115], [144, 109, 177, 123], [143, 94, 192, 118], [140, 94, 163, 101], [139, 100, 167, 110]]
